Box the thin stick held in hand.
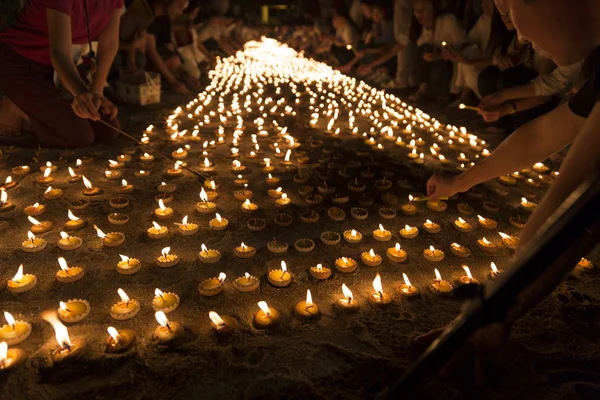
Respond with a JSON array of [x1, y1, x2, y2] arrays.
[[97, 119, 209, 181], [458, 104, 481, 112]]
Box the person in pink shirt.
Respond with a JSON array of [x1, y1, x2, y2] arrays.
[[0, 0, 123, 147]]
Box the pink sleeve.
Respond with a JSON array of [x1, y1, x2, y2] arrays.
[[40, 0, 75, 15], [114, 0, 124, 9]]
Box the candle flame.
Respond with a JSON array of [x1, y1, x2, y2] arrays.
[[218, 272, 226, 282], [409, 195, 414, 202], [258, 301, 271, 316], [429, 245, 435, 252], [284, 149, 291, 162], [498, 232, 510, 239], [42, 311, 72, 350], [403, 273, 412, 287], [82, 175, 92, 189], [154, 288, 163, 297], [463, 265, 473, 280], [245, 272, 250, 279], [0, 341, 6, 362], [373, 273, 383, 295], [426, 219, 432, 224], [119, 254, 129, 263], [121, 179, 128, 187], [201, 244, 208, 252], [435, 268, 442, 280], [378, 224, 385, 232], [58, 257, 68, 271], [28, 216, 41, 226], [107, 326, 120, 342], [477, 215, 484, 221], [482, 237, 491, 245], [43, 167, 51, 178], [161, 247, 170, 257], [152, 221, 162, 230], [306, 289, 313, 306], [209, 311, 225, 327], [109, 160, 118, 166], [369, 249, 375, 257], [117, 288, 129, 303], [93, 224, 107, 239], [342, 283, 352, 300], [181, 215, 188, 225], [199, 187, 208, 202], [491, 262, 499, 273], [351, 229, 357, 238], [404, 225, 411, 231], [155, 311, 169, 327], [458, 217, 465, 224], [27, 231, 35, 241], [0, 189, 6, 204], [4, 312, 15, 327], [67, 209, 79, 221], [316, 263, 322, 272], [281, 261, 287, 272], [241, 242, 247, 250], [521, 197, 528, 204], [215, 213, 222, 223], [158, 199, 166, 211]]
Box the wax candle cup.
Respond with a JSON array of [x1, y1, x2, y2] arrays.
[[401, 195, 417, 215], [477, 215, 498, 230], [294, 290, 321, 321], [95, 225, 125, 247], [400, 225, 419, 239], [148, 221, 168, 239], [254, 301, 280, 329], [176, 215, 198, 235], [156, 247, 179, 268], [429, 269, 453, 296], [64, 209, 85, 230], [234, 242, 256, 258], [335, 257, 358, 273], [209, 213, 229, 230], [427, 200, 447, 212], [268, 261, 292, 287], [294, 238, 315, 253], [110, 289, 140, 320], [423, 219, 441, 233], [82, 175, 101, 195], [152, 311, 182, 344], [152, 289, 180, 313], [57, 299, 91, 323], [489, 262, 501, 280], [309, 263, 331, 280], [43, 186, 63, 200], [520, 197, 537, 212], [0, 312, 32, 345], [336, 284, 359, 311], [23, 202, 44, 216], [209, 312, 239, 336], [453, 217, 473, 233], [477, 237, 498, 253], [499, 232, 519, 250], [369, 274, 391, 308], [373, 224, 392, 242], [343, 229, 362, 244], [395, 273, 419, 299], [106, 327, 136, 353], [386, 243, 407, 262], [199, 273, 226, 296], [233, 273, 260, 292], [423, 245, 444, 262], [28, 216, 53, 234], [361, 249, 382, 267], [22, 231, 46, 253], [199, 244, 222, 263], [55, 257, 84, 283], [460, 266, 479, 285], [154, 199, 173, 220], [117, 255, 141, 275]]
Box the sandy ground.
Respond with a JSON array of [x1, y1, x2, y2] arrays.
[[1, 59, 599, 400]]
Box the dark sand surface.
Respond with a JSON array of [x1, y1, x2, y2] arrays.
[[1, 40, 599, 400]]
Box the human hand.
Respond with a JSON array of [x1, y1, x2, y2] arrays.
[[479, 103, 510, 122], [357, 64, 373, 76], [493, 55, 515, 70], [426, 172, 467, 200], [479, 92, 506, 108], [95, 94, 119, 120], [413, 319, 511, 385], [71, 91, 101, 121]]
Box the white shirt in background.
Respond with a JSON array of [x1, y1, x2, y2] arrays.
[[393, 0, 413, 46], [416, 13, 466, 48], [336, 22, 358, 46], [349, 0, 363, 29]]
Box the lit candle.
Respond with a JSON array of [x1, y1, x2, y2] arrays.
[[94, 224, 125, 247], [275, 193, 291, 207], [423, 219, 441, 233], [309, 263, 331, 280], [64, 209, 85, 230], [361, 248, 382, 267], [395, 273, 419, 298], [450, 242, 471, 258], [167, 162, 183, 177], [55, 257, 84, 283], [157, 181, 176, 193], [386, 243, 407, 262], [499, 232, 519, 250], [372, 224, 392, 242], [429, 269, 453, 296], [477, 215, 497, 230], [154, 199, 173, 220], [57, 299, 90, 323], [335, 257, 358, 273], [116, 254, 141, 275], [38, 166, 54, 184], [401, 195, 417, 215], [81, 175, 101, 195], [23, 201, 44, 216], [209, 311, 239, 336], [175, 215, 198, 235], [520, 197, 538, 212], [336, 283, 359, 311], [460, 265, 479, 285], [199, 243, 221, 263], [152, 288, 180, 313], [343, 229, 362, 244], [147, 221, 168, 239], [266, 173, 280, 185], [140, 152, 154, 162], [28, 215, 52, 234], [233, 272, 260, 292], [453, 217, 473, 233], [423, 245, 444, 262], [42, 185, 63, 200], [156, 247, 179, 268], [0, 312, 32, 345], [489, 262, 501, 280], [110, 288, 140, 320], [21, 231, 46, 253], [477, 236, 498, 253], [105, 326, 136, 353], [253, 301, 279, 329], [294, 289, 321, 320], [152, 311, 182, 344], [399, 224, 419, 239], [369, 273, 391, 308], [11, 165, 30, 176], [268, 261, 292, 287], [199, 272, 226, 296], [0, 189, 14, 213], [172, 148, 188, 160], [42, 311, 83, 362]]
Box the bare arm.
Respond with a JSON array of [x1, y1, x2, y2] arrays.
[[438, 102, 585, 195], [47, 9, 88, 97], [91, 8, 121, 93], [145, 33, 179, 85], [364, 42, 404, 69]]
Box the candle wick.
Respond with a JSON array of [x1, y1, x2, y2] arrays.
[[378, 291, 383, 300], [347, 296, 352, 304], [166, 322, 171, 331], [62, 343, 71, 352]]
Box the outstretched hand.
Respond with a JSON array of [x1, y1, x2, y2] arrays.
[[426, 173, 467, 200]]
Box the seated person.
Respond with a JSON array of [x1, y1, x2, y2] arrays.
[[0, 0, 122, 147], [315, 11, 359, 66], [407, 0, 466, 101], [116, 0, 154, 75]]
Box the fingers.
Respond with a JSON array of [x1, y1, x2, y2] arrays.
[[412, 327, 445, 347], [80, 96, 100, 120], [426, 176, 436, 197]]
